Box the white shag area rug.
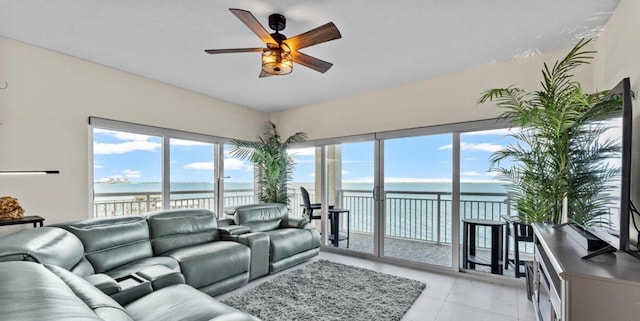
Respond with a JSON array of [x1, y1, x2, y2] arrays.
[[222, 260, 426, 321]]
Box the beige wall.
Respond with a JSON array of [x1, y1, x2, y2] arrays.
[[1, 0, 636, 236], [0, 36, 268, 232], [593, 0, 640, 246], [272, 46, 595, 140]]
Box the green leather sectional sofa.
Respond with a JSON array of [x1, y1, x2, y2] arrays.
[[0, 203, 321, 321]]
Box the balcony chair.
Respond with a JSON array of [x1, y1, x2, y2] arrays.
[[300, 186, 333, 223], [503, 215, 534, 278]]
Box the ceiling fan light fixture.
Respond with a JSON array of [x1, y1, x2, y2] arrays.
[[262, 44, 293, 75]]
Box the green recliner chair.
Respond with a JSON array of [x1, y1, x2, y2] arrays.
[[230, 203, 321, 273]]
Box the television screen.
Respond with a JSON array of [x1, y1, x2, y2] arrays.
[[584, 78, 633, 256]]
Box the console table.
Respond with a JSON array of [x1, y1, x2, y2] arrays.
[[533, 223, 640, 321], [0, 215, 44, 228]]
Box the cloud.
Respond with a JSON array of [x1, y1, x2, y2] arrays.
[[462, 128, 517, 136], [94, 141, 161, 154], [342, 170, 349, 175], [94, 164, 104, 169], [309, 173, 315, 177], [438, 142, 503, 153], [184, 162, 214, 170], [461, 171, 484, 176], [225, 158, 250, 171], [383, 177, 452, 183], [288, 148, 316, 156], [123, 169, 141, 178], [93, 129, 161, 155], [94, 129, 155, 141], [170, 139, 210, 146]]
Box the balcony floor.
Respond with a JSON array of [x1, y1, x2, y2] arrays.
[[331, 231, 527, 278]]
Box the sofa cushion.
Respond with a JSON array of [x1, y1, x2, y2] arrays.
[[146, 209, 220, 255], [0, 226, 85, 270], [104, 256, 180, 280], [265, 228, 321, 262], [234, 203, 289, 232], [0, 261, 132, 321], [57, 216, 154, 273], [164, 241, 250, 289], [125, 284, 259, 321]]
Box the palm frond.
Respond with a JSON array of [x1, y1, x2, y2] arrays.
[[478, 38, 621, 225], [228, 122, 307, 206]]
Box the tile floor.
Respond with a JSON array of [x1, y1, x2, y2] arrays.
[[216, 251, 536, 321]]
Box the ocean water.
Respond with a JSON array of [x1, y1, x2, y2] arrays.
[[94, 181, 508, 195], [93, 181, 511, 245]]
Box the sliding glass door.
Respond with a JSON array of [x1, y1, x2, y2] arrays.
[[382, 134, 453, 267], [325, 141, 376, 254], [169, 139, 215, 210]]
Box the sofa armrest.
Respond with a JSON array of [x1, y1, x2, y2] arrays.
[[280, 217, 310, 229], [223, 232, 270, 280], [219, 225, 251, 236], [218, 218, 235, 227], [83, 273, 121, 295]]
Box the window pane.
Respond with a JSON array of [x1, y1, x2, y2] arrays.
[[460, 128, 519, 276], [93, 128, 163, 216], [384, 134, 453, 267], [170, 139, 215, 210], [223, 144, 255, 209], [328, 142, 375, 253], [289, 147, 320, 219]]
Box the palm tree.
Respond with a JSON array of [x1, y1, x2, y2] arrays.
[[229, 122, 307, 206], [478, 39, 622, 225]]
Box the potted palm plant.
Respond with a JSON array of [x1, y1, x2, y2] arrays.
[[229, 121, 307, 206], [478, 39, 622, 225]]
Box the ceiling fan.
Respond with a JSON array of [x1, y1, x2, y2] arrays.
[[204, 8, 341, 77]]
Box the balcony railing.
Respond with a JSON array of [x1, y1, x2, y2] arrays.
[[93, 188, 510, 249], [94, 190, 254, 217], [338, 190, 512, 249]]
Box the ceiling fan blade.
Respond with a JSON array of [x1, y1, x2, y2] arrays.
[[293, 52, 333, 73], [204, 48, 264, 54], [259, 70, 272, 78], [283, 22, 341, 51], [229, 8, 276, 44]]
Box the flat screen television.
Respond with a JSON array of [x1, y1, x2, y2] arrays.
[[582, 77, 636, 259]]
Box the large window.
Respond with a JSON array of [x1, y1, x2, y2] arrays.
[[90, 118, 253, 217], [290, 120, 518, 275], [93, 128, 164, 216]]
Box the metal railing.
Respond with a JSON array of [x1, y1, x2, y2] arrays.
[[338, 190, 513, 249], [93, 188, 510, 249], [94, 189, 254, 217]]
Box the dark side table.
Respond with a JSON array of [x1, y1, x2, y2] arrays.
[[0, 215, 45, 228], [328, 208, 350, 248], [462, 218, 505, 275]]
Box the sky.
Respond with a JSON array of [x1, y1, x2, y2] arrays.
[[92, 127, 518, 185]]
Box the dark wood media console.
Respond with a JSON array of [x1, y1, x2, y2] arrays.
[[532, 223, 640, 321]]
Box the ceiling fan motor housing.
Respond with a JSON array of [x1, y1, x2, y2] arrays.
[[269, 14, 286, 32]]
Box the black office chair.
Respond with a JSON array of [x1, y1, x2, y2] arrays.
[[503, 216, 534, 278], [300, 186, 322, 223]]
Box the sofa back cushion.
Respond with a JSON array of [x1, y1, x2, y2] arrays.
[[234, 203, 289, 232], [0, 226, 85, 270], [57, 216, 153, 273], [0, 261, 132, 321], [146, 209, 220, 255]]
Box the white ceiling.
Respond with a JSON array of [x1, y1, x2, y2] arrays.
[[0, 0, 620, 112]]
